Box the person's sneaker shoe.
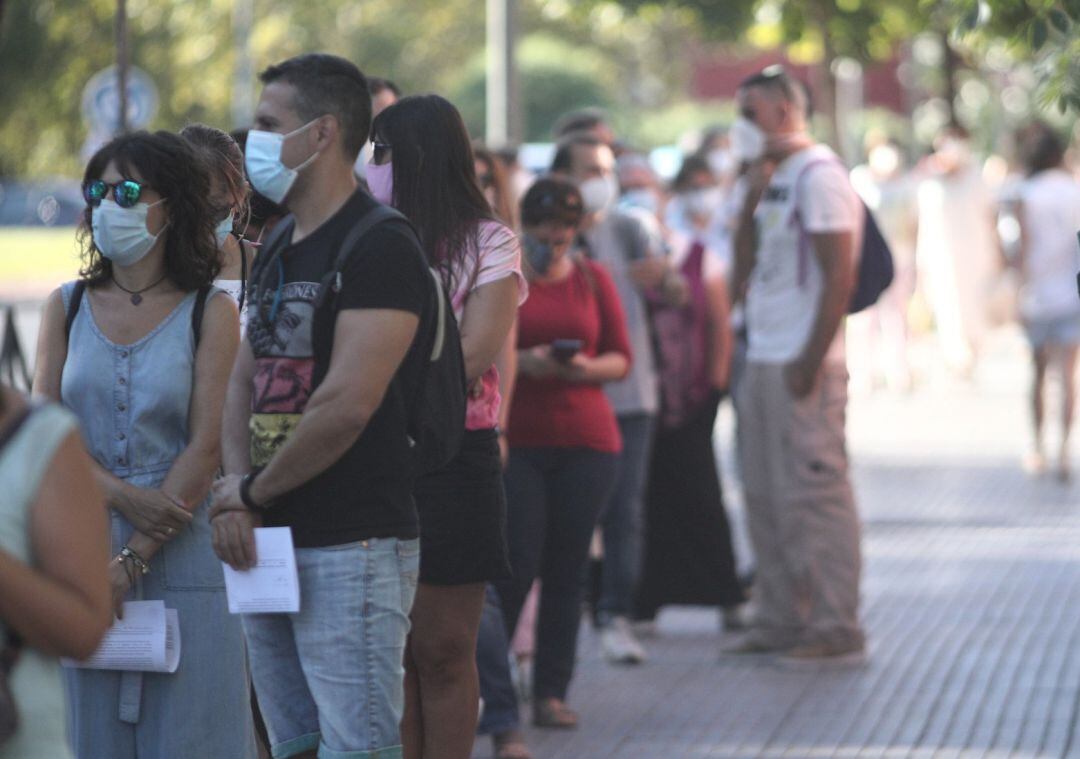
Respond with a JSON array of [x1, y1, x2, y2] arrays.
[[600, 616, 647, 665], [777, 639, 867, 668], [719, 629, 799, 656], [721, 603, 752, 633], [630, 619, 659, 639]]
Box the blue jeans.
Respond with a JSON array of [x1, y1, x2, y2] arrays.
[[243, 538, 420, 759], [597, 413, 656, 624], [492, 447, 618, 702], [475, 585, 519, 735]]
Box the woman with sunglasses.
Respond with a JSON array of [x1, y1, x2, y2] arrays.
[[369, 95, 526, 759], [32, 131, 256, 758], [181, 124, 254, 325]]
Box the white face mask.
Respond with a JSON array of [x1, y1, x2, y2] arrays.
[[92, 198, 167, 267], [728, 117, 766, 164], [214, 214, 234, 247], [244, 120, 320, 204], [619, 188, 659, 215], [579, 174, 619, 214], [683, 188, 721, 218], [707, 148, 736, 178]]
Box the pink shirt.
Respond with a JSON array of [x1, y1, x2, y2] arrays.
[[449, 220, 528, 430]]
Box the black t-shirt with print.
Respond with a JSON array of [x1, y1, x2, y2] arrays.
[[246, 190, 431, 547]]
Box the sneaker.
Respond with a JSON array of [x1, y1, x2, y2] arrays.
[[777, 639, 867, 668], [600, 616, 647, 664], [721, 603, 752, 633], [719, 629, 799, 656], [630, 619, 659, 639], [510, 655, 533, 703]]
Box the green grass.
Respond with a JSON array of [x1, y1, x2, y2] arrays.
[[0, 226, 82, 289]]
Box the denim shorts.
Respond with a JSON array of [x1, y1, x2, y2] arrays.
[[243, 538, 420, 759]]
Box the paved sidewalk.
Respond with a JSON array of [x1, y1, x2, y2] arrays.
[[475, 330, 1080, 758]]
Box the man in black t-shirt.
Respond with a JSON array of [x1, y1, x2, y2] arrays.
[[210, 54, 431, 759]]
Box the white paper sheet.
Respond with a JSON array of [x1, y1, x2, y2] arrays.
[[62, 600, 180, 673], [222, 527, 301, 614]]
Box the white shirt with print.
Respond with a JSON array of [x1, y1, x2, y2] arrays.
[[746, 144, 863, 365]]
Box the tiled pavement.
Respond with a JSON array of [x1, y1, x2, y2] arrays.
[[475, 330, 1080, 759]]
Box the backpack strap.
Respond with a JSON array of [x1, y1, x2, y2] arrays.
[[191, 286, 212, 350], [314, 205, 417, 311], [64, 280, 87, 341], [789, 157, 844, 287]]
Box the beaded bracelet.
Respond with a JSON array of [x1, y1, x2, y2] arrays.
[[119, 546, 150, 576]]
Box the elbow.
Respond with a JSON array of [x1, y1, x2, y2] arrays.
[[55, 601, 112, 660], [614, 354, 631, 381]]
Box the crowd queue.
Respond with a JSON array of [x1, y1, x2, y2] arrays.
[[1, 52, 1078, 759]]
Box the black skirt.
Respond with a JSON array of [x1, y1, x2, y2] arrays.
[[413, 428, 512, 585], [635, 392, 746, 618]]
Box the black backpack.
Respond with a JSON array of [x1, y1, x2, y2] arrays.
[[791, 157, 895, 314], [302, 205, 467, 476]]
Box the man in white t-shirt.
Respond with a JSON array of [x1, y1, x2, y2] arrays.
[[727, 68, 866, 663]]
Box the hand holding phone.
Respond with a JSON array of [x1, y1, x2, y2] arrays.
[[551, 339, 583, 364]]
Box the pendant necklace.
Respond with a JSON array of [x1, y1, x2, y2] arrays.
[[112, 273, 168, 305]]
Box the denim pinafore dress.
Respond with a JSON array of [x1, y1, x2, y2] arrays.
[[60, 283, 256, 758]]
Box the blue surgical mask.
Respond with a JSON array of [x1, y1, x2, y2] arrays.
[[214, 215, 234, 246], [91, 198, 168, 267], [244, 120, 320, 204], [522, 234, 554, 276], [620, 189, 659, 214]]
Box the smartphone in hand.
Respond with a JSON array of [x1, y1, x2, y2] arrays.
[[551, 339, 584, 364]]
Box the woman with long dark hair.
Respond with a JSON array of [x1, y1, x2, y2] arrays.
[[32, 131, 255, 757], [369, 95, 526, 759]]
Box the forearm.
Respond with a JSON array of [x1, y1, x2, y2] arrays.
[[495, 329, 518, 429], [731, 212, 756, 305], [249, 388, 372, 505], [566, 353, 628, 384], [0, 551, 110, 659], [222, 383, 253, 475], [799, 272, 851, 372]]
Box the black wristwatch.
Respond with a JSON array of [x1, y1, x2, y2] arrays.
[[239, 470, 264, 510]]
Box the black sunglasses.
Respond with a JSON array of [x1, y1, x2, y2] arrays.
[[372, 142, 393, 165], [83, 179, 154, 209]]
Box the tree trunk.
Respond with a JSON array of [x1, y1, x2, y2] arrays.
[[940, 30, 960, 127], [812, 3, 841, 151]]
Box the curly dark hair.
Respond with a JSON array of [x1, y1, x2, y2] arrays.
[[78, 130, 221, 290]]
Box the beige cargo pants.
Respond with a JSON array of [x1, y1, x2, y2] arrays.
[[736, 361, 864, 649]]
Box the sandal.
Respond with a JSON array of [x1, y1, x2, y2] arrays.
[[492, 729, 531, 759], [533, 697, 579, 729]]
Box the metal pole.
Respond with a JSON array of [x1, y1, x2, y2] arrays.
[[232, 0, 255, 128], [485, 0, 520, 147], [115, 0, 129, 134]]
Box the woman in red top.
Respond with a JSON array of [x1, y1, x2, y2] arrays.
[[495, 177, 631, 730]]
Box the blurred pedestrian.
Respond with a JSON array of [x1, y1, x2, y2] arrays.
[[210, 54, 431, 759], [0, 386, 111, 758], [848, 139, 918, 393], [182, 124, 255, 327], [552, 133, 679, 665], [634, 155, 747, 632], [916, 125, 1000, 378], [665, 154, 731, 270], [727, 69, 866, 663], [475, 144, 519, 229], [370, 94, 527, 759], [32, 130, 253, 756], [484, 177, 630, 742], [1013, 122, 1080, 480]]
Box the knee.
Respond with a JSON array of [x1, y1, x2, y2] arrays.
[[411, 628, 476, 685]]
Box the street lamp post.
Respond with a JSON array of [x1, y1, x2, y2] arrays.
[[115, 0, 129, 134], [485, 0, 521, 147]]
